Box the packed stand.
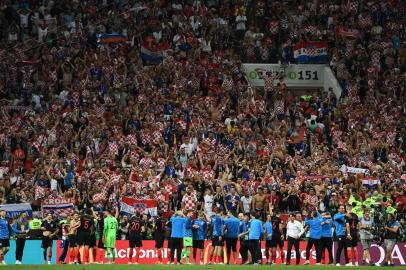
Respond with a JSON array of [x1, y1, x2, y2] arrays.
[[0, 0, 404, 243]]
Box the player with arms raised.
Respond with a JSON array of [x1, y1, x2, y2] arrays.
[[103, 209, 118, 264]]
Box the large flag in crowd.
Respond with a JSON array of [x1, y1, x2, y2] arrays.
[[140, 42, 170, 64], [294, 41, 328, 64], [0, 203, 32, 219], [120, 197, 158, 217], [96, 33, 127, 44], [41, 197, 74, 217]]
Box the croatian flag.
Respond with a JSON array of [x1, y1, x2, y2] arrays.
[[140, 42, 170, 64], [294, 41, 328, 63], [96, 34, 127, 44], [362, 178, 381, 189], [120, 197, 158, 217]]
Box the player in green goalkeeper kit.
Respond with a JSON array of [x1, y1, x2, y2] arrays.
[[103, 210, 118, 264]]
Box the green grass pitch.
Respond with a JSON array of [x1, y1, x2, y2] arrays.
[[2, 265, 398, 270]]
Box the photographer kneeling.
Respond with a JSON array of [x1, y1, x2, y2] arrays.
[[382, 213, 400, 266]]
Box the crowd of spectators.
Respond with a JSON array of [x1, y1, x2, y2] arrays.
[[0, 0, 405, 233]]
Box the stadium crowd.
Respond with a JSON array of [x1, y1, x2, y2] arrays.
[[0, 0, 405, 266]]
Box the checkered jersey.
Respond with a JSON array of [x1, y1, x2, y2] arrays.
[[263, 73, 276, 92], [222, 77, 233, 91], [274, 99, 285, 115], [108, 141, 119, 156], [152, 130, 162, 144], [139, 157, 153, 170], [269, 21, 279, 35], [182, 193, 197, 211]]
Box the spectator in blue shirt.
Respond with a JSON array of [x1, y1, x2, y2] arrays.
[[304, 211, 323, 265], [225, 187, 240, 216], [248, 212, 263, 265], [192, 212, 207, 264], [334, 205, 349, 265], [224, 212, 240, 264]]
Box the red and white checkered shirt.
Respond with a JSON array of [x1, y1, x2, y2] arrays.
[[269, 20, 279, 35], [182, 193, 197, 211], [263, 73, 276, 92]]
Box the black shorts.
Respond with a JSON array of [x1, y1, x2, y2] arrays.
[[97, 239, 105, 249], [346, 233, 358, 247], [212, 236, 224, 247], [77, 232, 92, 246], [265, 239, 273, 248], [225, 238, 237, 252], [41, 237, 53, 248], [270, 236, 284, 248], [167, 237, 173, 249], [68, 234, 77, 247], [193, 239, 204, 249], [0, 239, 10, 248], [89, 234, 97, 247], [129, 234, 143, 248], [155, 233, 165, 249], [171, 237, 183, 249]]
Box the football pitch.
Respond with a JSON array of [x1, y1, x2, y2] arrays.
[[3, 265, 399, 270]]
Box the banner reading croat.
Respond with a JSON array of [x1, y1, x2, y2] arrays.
[[294, 41, 328, 64], [41, 197, 74, 217], [120, 197, 158, 217]]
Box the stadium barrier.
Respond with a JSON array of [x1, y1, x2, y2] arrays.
[[51, 240, 404, 265], [4, 240, 405, 265], [5, 240, 56, 264]]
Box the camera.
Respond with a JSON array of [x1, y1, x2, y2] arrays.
[[371, 204, 386, 245]]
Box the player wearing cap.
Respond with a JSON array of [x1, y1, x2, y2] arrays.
[[103, 209, 118, 264], [0, 210, 11, 265], [77, 208, 95, 264], [128, 211, 144, 264]]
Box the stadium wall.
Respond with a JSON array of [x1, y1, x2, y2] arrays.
[[5, 240, 404, 265]]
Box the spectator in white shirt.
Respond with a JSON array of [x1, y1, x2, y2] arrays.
[[240, 190, 252, 214], [286, 214, 305, 265]]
